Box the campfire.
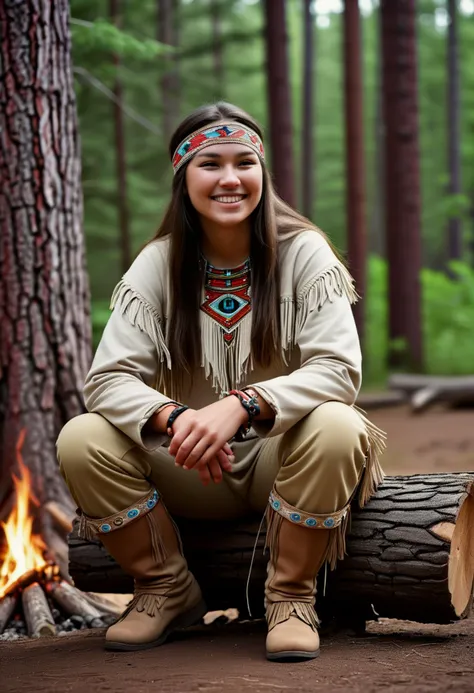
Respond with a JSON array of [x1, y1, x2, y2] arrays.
[[0, 432, 120, 640]]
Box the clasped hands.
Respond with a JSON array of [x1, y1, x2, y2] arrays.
[[166, 397, 248, 486]]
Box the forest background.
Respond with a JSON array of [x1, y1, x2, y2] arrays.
[[72, 0, 474, 387]]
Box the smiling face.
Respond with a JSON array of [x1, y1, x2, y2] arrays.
[[185, 143, 263, 233]]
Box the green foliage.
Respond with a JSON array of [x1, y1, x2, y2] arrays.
[[71, 18, 171, 60], [422, 260, 474, 374], [364, 257, 474, 386]]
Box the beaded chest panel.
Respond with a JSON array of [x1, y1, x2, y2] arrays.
[[200, 258, 251, 345]]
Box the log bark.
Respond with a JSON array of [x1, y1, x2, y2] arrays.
[[0, 594, 16, 634], [46, 580, 105, 627], [0, 0, 91, 518], [68, 473, 474, 626], [22, 582, 56, 637]]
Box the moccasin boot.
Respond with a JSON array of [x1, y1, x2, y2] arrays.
[[264, 499, 331, 662], [81, 490, 206, 651]]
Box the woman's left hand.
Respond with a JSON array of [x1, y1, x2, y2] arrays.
[[168, 396, 248, 470]]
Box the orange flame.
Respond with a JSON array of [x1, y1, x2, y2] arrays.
[[0, 430, 47, 598]]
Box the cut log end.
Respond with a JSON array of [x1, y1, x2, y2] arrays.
[[448, 481, 474, 618]]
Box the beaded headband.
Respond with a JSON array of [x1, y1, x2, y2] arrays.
[[172, 122, 265, 174]]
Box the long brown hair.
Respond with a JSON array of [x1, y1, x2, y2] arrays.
[[149, 102, 327, 384]]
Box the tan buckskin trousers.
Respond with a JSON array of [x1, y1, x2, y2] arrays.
[[57, 402, 369, 524]]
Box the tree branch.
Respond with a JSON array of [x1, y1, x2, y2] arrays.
[[74, 66, 162, 135]]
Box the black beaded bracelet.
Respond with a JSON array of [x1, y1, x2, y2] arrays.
[[166, 405, 189, 435]]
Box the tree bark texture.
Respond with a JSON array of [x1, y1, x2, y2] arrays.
[[447, 0, 462, 264], [380, 0, 423, 370], [68, 473, 474, 626], [0, 0, 91, 518], [301, 0, 315, 220], [343, 0, 366, 347], [110, 0, 132, 274], [264, 0, 296, 208]]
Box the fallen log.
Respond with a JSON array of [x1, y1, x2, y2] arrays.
[[388, 374, 474, 413], [68, 473, 474, 627]]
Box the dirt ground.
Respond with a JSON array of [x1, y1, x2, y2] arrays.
[[2, 404, 474, 693]]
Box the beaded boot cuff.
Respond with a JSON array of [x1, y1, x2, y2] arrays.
[[77, 488, 160, 541], [268, 489, 349, 530]]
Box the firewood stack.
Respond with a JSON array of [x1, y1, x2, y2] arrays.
[[0, 569, 121, 641], [0, 500, 122, 641]]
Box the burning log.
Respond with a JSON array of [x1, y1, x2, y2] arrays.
[[68, 473, 474, 627], [0, 438, 118, 639], [22, 582, 56, 637], [44, 501, 74, 536], [43, 529, 70, 580], [47, 581, 106, 628], [0, 594, 16, 634]]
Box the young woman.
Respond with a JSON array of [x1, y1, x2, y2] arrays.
[[57, 102, 385, 662]]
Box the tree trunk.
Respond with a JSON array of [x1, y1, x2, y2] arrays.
[[211, 0, 225, 99], [369, 6, 385, 258], [110, 0, 132, 274], [264, 0, 296, 207], [158, 0, 179, 141], [301, 0, 315, 220], [0, 1, 91, 518], [68, 473, 474, 626], [380, 0, 423, 370], [446, 0, 462, 265], [343, 0, 366, 347]]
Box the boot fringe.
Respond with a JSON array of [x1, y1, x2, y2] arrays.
[[78, 512, 97, 542], [146, 511, 168, 564], [117, 592, 165, 622], [264, 503, 283, 555], [354, 406, 386, 508], [266, 601, 319, 632], [322, 509, 351, 571]]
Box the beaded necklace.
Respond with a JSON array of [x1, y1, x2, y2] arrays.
[[200, 258, 251, 345]]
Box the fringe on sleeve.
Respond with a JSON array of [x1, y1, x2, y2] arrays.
[[110, 280, 172, 373], [280, 262, 359, 360]]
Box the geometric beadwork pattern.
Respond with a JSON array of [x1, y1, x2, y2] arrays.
[[200, 258, 251, 345], [172, 123, 265, 174]]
